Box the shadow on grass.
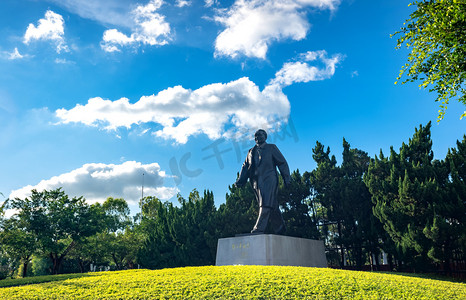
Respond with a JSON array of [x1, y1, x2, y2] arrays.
[[0, 273, 94, 288]]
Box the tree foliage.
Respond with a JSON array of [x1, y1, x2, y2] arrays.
[[365, 123, 436, 270], [4, 189, 103, 274], [137, 191, 219, 269], [310, 139, 382, 269], [0, 218, 37, 277], [217, 182, 256, 237], [68, 197, 136, 273], [394, 0, 466, 120], [278, 170, 319, 239], [365, 122, 466, 271]]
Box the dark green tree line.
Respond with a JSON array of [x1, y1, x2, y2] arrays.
[[137, 190, 219, 269], [309, 139, 383, 269], [365, 122, 466, 271]]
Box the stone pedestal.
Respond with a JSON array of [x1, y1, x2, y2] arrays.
[[215, 234, 327, 267]]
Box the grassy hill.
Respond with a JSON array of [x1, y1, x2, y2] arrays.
[[0, 266, 464, 299]]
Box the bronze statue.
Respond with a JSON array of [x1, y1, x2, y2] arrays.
[[235, 129, 291, 234]]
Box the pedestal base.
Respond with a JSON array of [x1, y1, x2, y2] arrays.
[[215, 234, 327, 267]]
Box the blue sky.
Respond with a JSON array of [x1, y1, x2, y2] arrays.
[[0, 0, 464, 214]]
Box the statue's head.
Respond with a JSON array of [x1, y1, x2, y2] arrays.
[[254, 129, 267, 145]]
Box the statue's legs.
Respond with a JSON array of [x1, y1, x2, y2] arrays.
[[269, 207, 286, 235], [251, 206, 270, 233], [251, 206, 285, 234], [251, 182, 286, 234]]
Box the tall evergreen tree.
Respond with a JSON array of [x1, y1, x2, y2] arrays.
[[365, 122, 442, 271], [309, 141, 342, 265], [445, 136, 466, 256], [423, 135, 466, 271], [340, 139, 381, 269], [137, 196, 179, 269], [217, 182, 257, 237], [278, 170, 319, 239], [310, 139, 380, 269], [172, 190, 218, 266], [137, 190, 219, 269]]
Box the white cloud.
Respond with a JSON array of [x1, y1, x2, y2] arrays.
[[55, 50, 340, 144], [101, 0, 171, 52], [56, 77, 290, 144], [46, 0, 134, 28], [101, 29, 134, 52], [296, 0, 339, 10], [270, 50, 343, 87], [9, 161, 178, 205], [55, 58, 75, 64], [176, 0, 191, 8], [8, 48, 24, 60], [24, 10, 68, 53], [214, 0, 340, 59], [204, 0, 217, 7], [0, 48, 31, 60]]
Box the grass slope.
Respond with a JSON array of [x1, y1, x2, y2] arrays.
[[0, 266, 464, 299]]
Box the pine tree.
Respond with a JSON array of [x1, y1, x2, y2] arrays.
[[423, 136, 466, 272], [310, 139, 381, 269], [365, 122, 443, 271], [278, 170, 319, 239], [137, 197, 179, 268], [217, 182, 257, 237]]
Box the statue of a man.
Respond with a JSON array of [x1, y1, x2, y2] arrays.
[[235, 129, 291, 234]]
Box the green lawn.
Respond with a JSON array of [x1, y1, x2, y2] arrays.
[[0, 266, 464, 299]]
